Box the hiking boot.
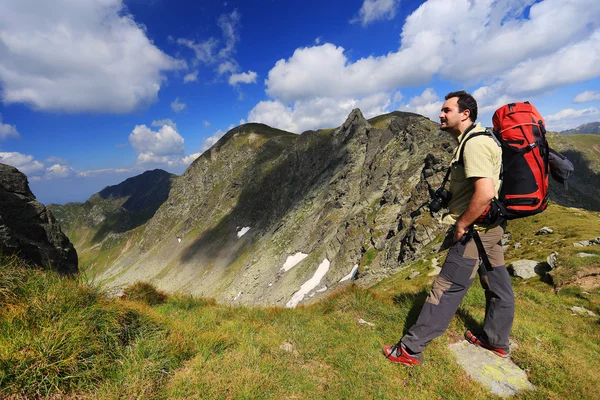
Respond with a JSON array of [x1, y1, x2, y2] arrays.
[[382, 342, 423, 366], [465, 330, 510, 358]]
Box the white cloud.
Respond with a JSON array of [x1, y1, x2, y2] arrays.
[[177, 38, 219, 64], [0, 152, 44, 176], [184, 70, 199, 83], [315, 37, 322, 45], [574, 90, 600, 104], [128, 124, 185, 164], [400, 88, 443, 121], [248, 93, 392, 133], [0, 0, 185, 113], [545, 107, 600, 131], [229, 71, 257, 85], [46, 164, 76, 179], [177, 9, 257, 87], [152, 118, 177, 130], [351, 0, 399, 26], [202, 131, 224, 151], [264, 0, 600, 107], [77, 167, 136, 178], [181, 152, 201, 165], [265, 43, 440, 104], [203, 120, 211, 127], [217, 9, 241, 59], [201, 124, 235, 151], [0, 114, 19, 140], [171, 98, 187, 113], [218, 61, 238, 75]]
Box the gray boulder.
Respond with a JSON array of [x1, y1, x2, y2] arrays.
[[0, 164, 77, 274], [535, 227, 553, 235], [508, 260, 541, 279]]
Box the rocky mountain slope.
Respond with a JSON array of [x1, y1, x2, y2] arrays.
[[560, 121, 600, 135], [59, 111, 455, 306], [0, 163, 77, 274], [546, 132, 600, 211]]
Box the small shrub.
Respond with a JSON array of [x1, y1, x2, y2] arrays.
[[123, 281, 168, 306]]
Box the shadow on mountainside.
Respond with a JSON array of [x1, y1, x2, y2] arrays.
[[548, 149, 600, 212], [90, 169, 174, 244], [91, 207, 164, 244], [179, 124, 353, 264]]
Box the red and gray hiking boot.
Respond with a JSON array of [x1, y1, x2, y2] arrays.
[[465, 330, 510, 358], [382, 342, 423, 366]]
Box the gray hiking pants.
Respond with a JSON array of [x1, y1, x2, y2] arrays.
[[401, 225, 514, 353]]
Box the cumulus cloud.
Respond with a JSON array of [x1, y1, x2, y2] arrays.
[[351, 0, 399, 26], [545, 107, 600, 131], [400, 88, 443, 121], [229, 71, 258, 85], [0, 152, 45, 176], [248, 93, 392, 133], [0, 114, 19, 140], [184, 70, 199, 83], [46, 164, 76, 179], [171, 98, 187, 113], [0, 0, 185, 113], [128, 124, 185, 164], [574, 90, 600, 104], [264, 0, 600, 108]]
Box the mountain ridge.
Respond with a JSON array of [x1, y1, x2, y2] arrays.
[[560, 121, 600, 135]]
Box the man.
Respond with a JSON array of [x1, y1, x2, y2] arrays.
[[382, 90, 514, 366]]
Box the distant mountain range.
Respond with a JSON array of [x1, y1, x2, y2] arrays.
[[560, 122, 600, 135]]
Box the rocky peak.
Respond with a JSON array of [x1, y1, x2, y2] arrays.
[[0, 163, 78, 274], [0, 163, 34, 197]]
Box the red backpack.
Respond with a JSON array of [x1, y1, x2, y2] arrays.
[[491, 101, 549, 219]]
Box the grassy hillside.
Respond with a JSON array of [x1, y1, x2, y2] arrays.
[[2, 203, 599, 399]]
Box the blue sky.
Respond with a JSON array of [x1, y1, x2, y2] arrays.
[[1, 0, 599, 204]]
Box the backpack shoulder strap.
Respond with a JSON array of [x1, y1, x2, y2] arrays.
[[455, 129, 496, 166]]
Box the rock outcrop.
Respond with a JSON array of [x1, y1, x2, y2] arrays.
[[0, 163, 77, 274]]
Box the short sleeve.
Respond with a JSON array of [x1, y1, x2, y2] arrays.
[[462, 136, 500, 179]]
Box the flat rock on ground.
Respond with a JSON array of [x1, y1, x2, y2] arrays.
[[449, 341, 534, 398]]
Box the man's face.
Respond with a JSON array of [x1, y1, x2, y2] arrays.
[[439, 97, 468, 133]]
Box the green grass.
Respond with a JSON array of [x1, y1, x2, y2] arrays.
[[2, 204, 600, 399], [0, 255, 194, 399]]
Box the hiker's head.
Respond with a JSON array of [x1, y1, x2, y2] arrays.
[[440, 90, 477, 135]]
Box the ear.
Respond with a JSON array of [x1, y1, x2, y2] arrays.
[[461, 108, 471, 122]]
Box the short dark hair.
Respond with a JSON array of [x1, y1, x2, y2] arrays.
[[445, 90, 478, 122]]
